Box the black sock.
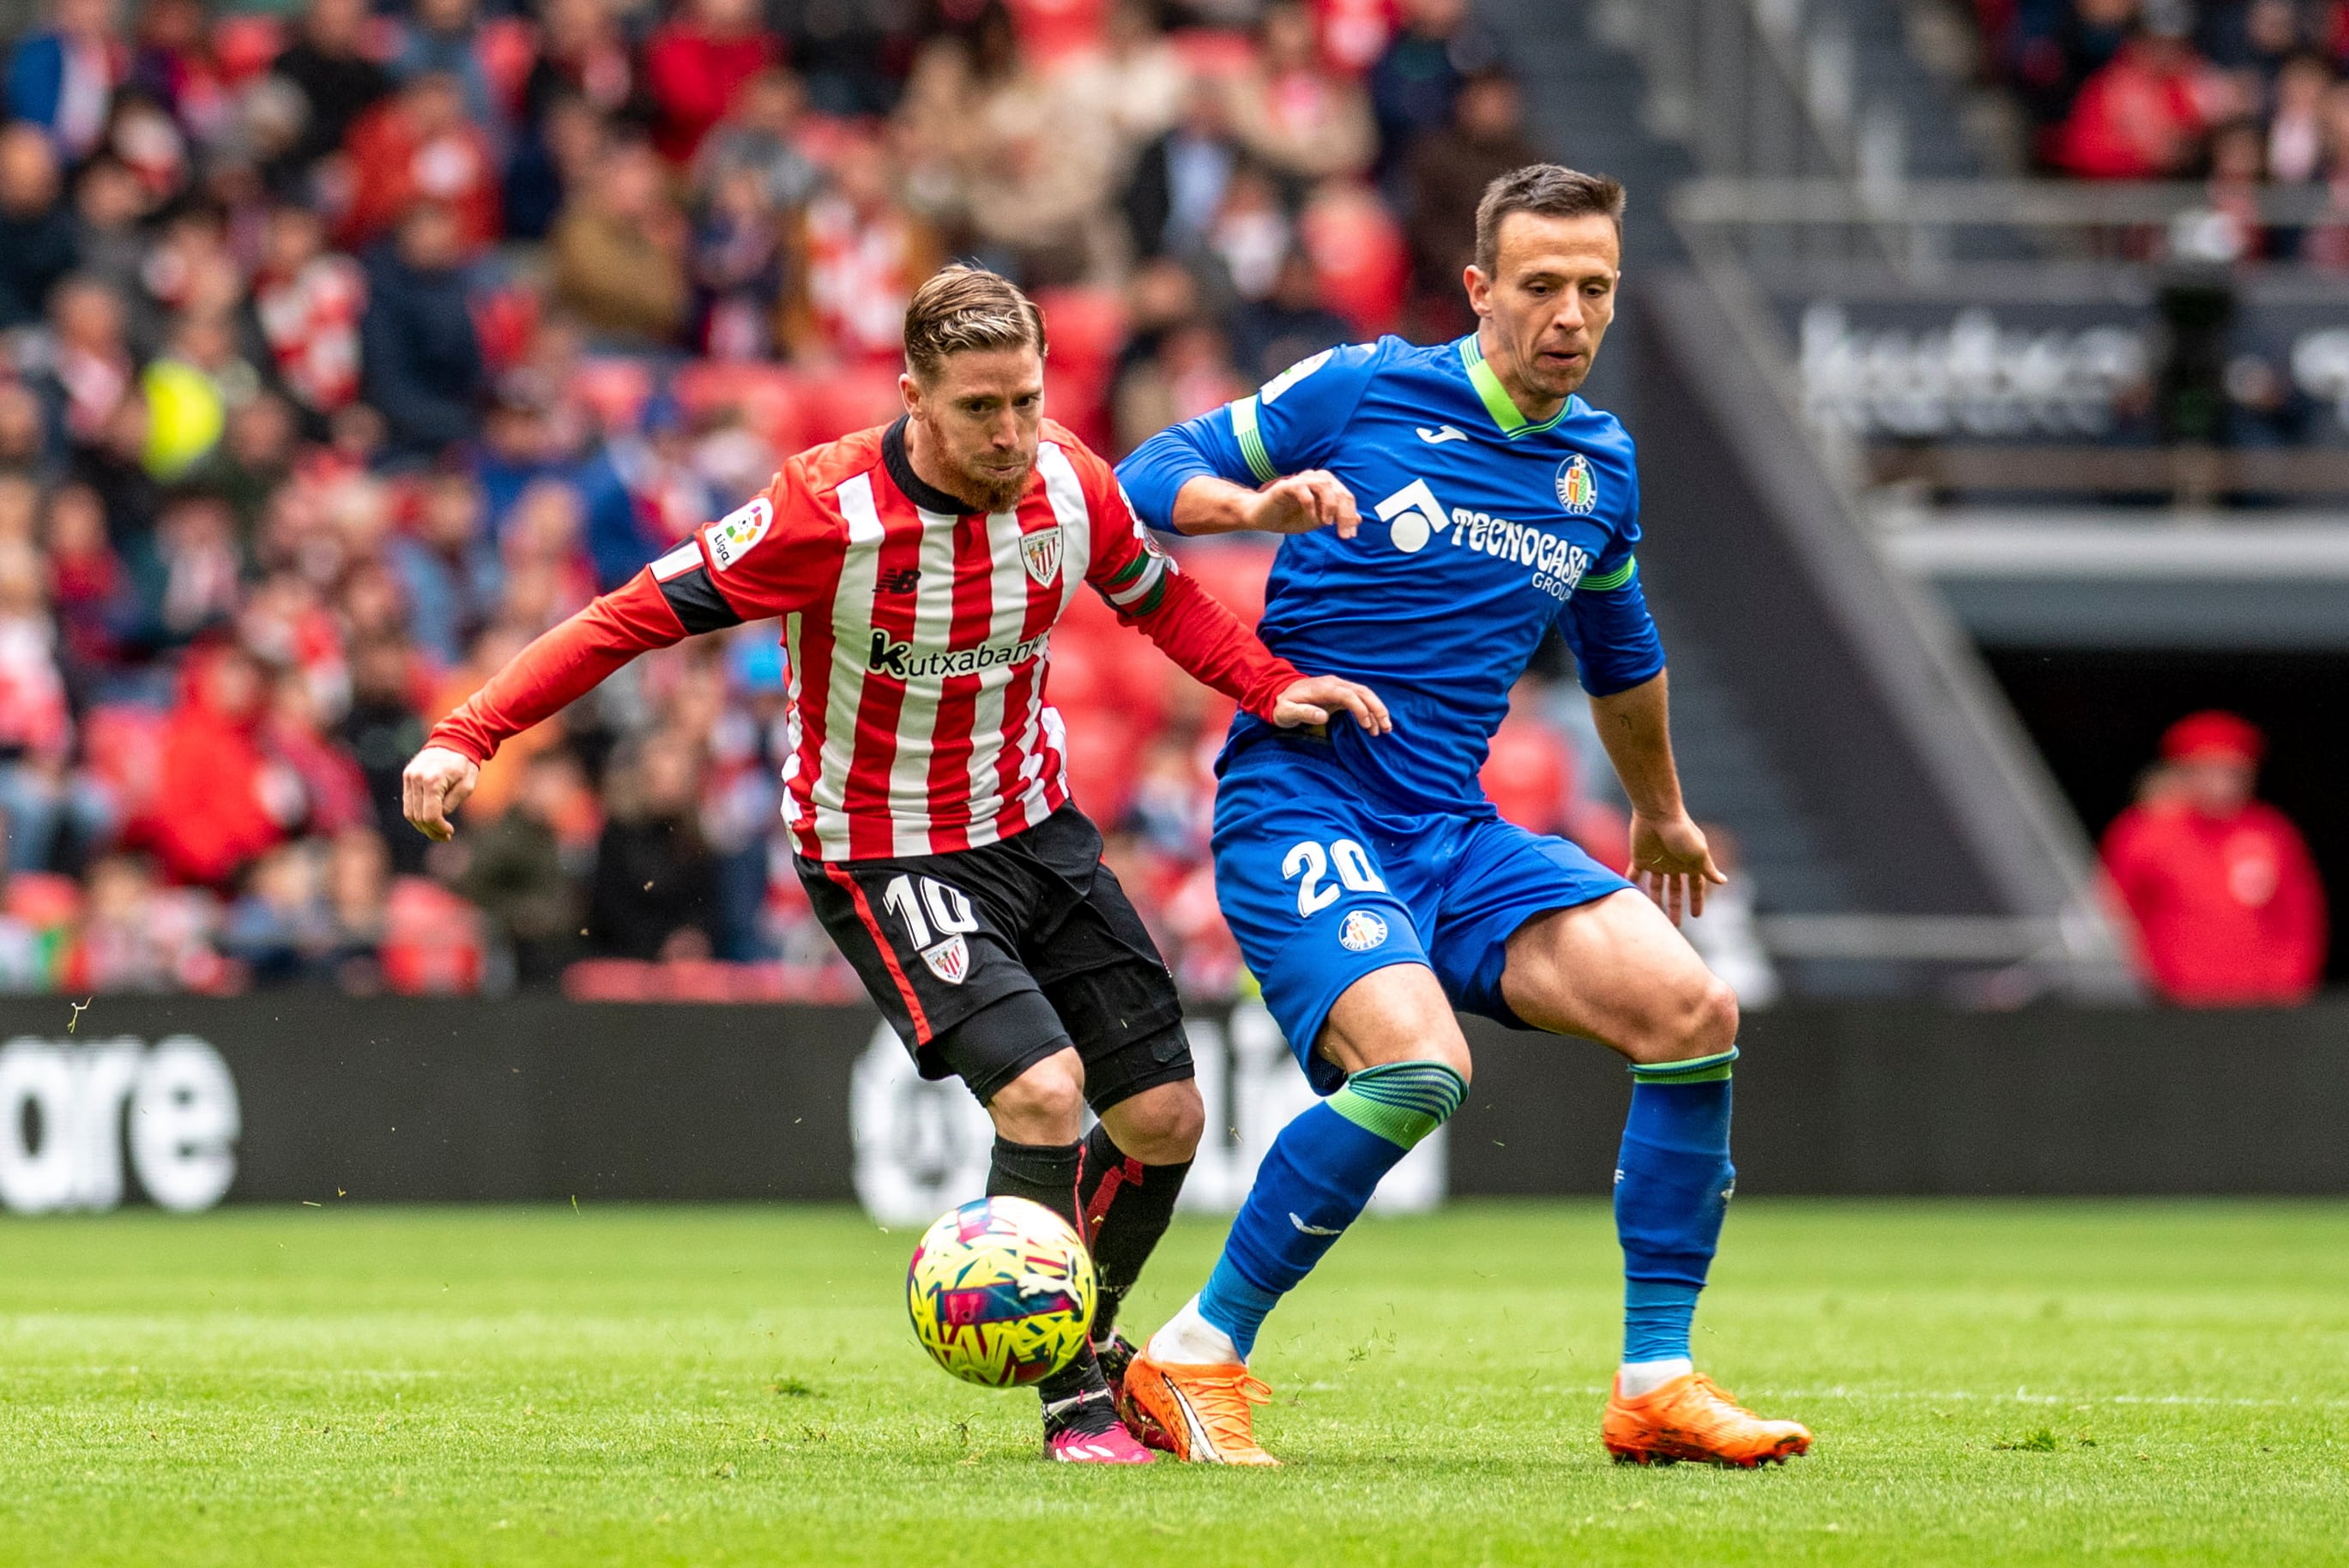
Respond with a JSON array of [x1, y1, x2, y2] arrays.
[[987, 1136, 1103, 1407], [1075, 1121, 1193, 1342]]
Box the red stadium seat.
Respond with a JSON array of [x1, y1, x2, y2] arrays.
[[800, 364, 906, 443], [1301, 182, 1408, 337], [379, 877, 486, 995], [4, 871, 82, 930], [1007, 0, 1108, 62], [1034, 285, 1126, 451], [1170, 540, 1276, 627], [673, 361, 808, 452]]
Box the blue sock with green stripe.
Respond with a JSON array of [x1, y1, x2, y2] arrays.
[[1198, 1060, 1468, 1359], [1615, 1049, 1738, 1368]]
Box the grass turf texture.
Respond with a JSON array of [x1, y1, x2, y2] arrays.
[[1, 1203, 2343, 1565]]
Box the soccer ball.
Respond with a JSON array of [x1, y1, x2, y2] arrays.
[[906, 1196, 1096, 1387]]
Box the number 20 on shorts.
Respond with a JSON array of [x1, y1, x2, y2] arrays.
[[1283, 838, 1388, 917]]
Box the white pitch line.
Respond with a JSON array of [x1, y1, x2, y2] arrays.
[[1534, 1385, 2349, 1409]]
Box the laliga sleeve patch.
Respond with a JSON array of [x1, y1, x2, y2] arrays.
[[706, 496, 775, 571]]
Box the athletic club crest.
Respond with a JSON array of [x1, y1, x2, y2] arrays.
[[1555, 455, 1597, 516], [921, 934, 970, 985], [1338, 909, 1389, 953], [1019, 526, 1063, 587]]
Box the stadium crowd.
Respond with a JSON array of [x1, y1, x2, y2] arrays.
[[1982, 0, 2349, 215], [0, 0, 1656, 1001]]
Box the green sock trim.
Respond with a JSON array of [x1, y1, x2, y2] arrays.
[[1329, 1061, 1468, 1149], [1629, 1046, 1739, 1085]]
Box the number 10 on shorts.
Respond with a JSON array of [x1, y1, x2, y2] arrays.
[[882, 875, 979, 984], [1283, 838, 1387, 917]]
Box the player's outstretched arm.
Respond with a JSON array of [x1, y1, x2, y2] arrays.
[[1170, 472, 1361, 540], [402, 570, 693, 840], [1587, 671, 1725, 924]]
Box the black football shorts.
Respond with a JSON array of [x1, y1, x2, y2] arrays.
[[798, 805, 1193, 1112]]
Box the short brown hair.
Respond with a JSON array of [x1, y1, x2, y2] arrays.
[[1474, 164, 1627, 277], [902, 264, 1048, 382]]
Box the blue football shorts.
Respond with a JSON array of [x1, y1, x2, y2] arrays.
[[1211, 737, 1633, 1095]]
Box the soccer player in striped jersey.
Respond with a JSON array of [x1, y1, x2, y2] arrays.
[[401, 266, 1388, 1463]]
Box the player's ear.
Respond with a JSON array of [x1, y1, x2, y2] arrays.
[[897, 369, 922, 418], [1463, 265, 1492, 318]]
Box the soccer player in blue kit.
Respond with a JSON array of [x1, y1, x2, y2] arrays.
[[1108, 166, 1813, 1467]]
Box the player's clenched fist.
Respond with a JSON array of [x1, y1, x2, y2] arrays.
[[1270, 675, 1392, 735], [402, 745, 480, 841], [1245, 470, 1360, 540]]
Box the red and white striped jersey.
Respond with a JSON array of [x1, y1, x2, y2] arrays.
[[429, 417, 1301, 862]]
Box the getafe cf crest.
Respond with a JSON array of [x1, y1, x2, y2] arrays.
[[1338, 909, 1389, 952], [1020, 525, 1063, 588], [1555, 455, 1598, 516], [921, 934, 970, 984]]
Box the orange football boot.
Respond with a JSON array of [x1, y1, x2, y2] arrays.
[[1116, 1350, 1281, 1466], [1602, 1371, 1813, 1467]]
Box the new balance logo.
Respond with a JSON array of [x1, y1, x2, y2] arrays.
[[1416, 425, 1469, 444], [876, 567, 921, 594], [1289, 1212, 1343, 1236]]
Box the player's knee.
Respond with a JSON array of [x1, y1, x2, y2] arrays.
[[987, 1050, 1087, 1141], [1632, 973, 1739, 1064], [1332, 1056, 1470, 1150], [1102, 1077, 1205, 1165]]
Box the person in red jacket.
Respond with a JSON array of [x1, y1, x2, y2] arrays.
[[2056, 20, 2232, 180], [131, 642, 303, 888], [2101, 710, 2326, 1005], [643, 0, 778, 165]]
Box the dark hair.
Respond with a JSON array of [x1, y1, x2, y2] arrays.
[[902, 263, 1048, 382], [1473, 164, 1627, 277]]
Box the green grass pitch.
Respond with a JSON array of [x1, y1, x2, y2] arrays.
[[2, 1201, 2343, 1566]]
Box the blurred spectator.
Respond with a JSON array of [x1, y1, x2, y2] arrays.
[[645, 0, 781, 166], [2267, 51, 2332, 183], [452, 745, 590, 983], [696, 65, 822, 214], [504, 91, 607, 244], [587, 735, 716, 959], [360, 202, 486, 461], [1116, 316, 1246, 452], [1227, 3, 1375, 183], [43, 482, 126, 678], [524, 0, 649, 133], [1682, 825, 1779, 1009], [265, 667, 371, 836], [130, 0, 225, 143], [899, 0, 1117, 285], [692, 166, 788, 359], [63, 851, 227, 991], [2014, 0, 2139, 148], [389, 0, 506, 148], [2056, 7, 2237, 178], [389, 469, 500, 666], [323, 824, 389, 988], [341, 73, 502, 256], [1406, 68, 1543, 337], [1059, 1, 1190, 170], [6, 0, 123, 162], [783, 136, 942, 364], [130, 642, 298, 888], [1206, 162, 1295, 305], [40, 274, 136, 451], [1122, 75, 1239, 262], [0, 124, 78, 332], [1368, 0, 1504, 188], [342, 633, 429, 870], [2101, 710, 2325, 1005], [0, 536, 98, 871], [553, 136, 691, 347], [69, 154, 148, 299], [269, 0, 395, 189], [251, 204, 366, 429], [1230, 247, 1355, 383], [220, 839, 337, 983]]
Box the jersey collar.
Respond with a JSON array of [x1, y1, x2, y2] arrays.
[[883, 415, 979, 516], [1458, 335, 1573, 439]]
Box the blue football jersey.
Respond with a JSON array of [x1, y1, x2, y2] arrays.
[[1117, 333, 1665, 817]]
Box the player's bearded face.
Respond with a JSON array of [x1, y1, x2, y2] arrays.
[[908, 347, 1046, 512], [1473, 212, 1621, 401]]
